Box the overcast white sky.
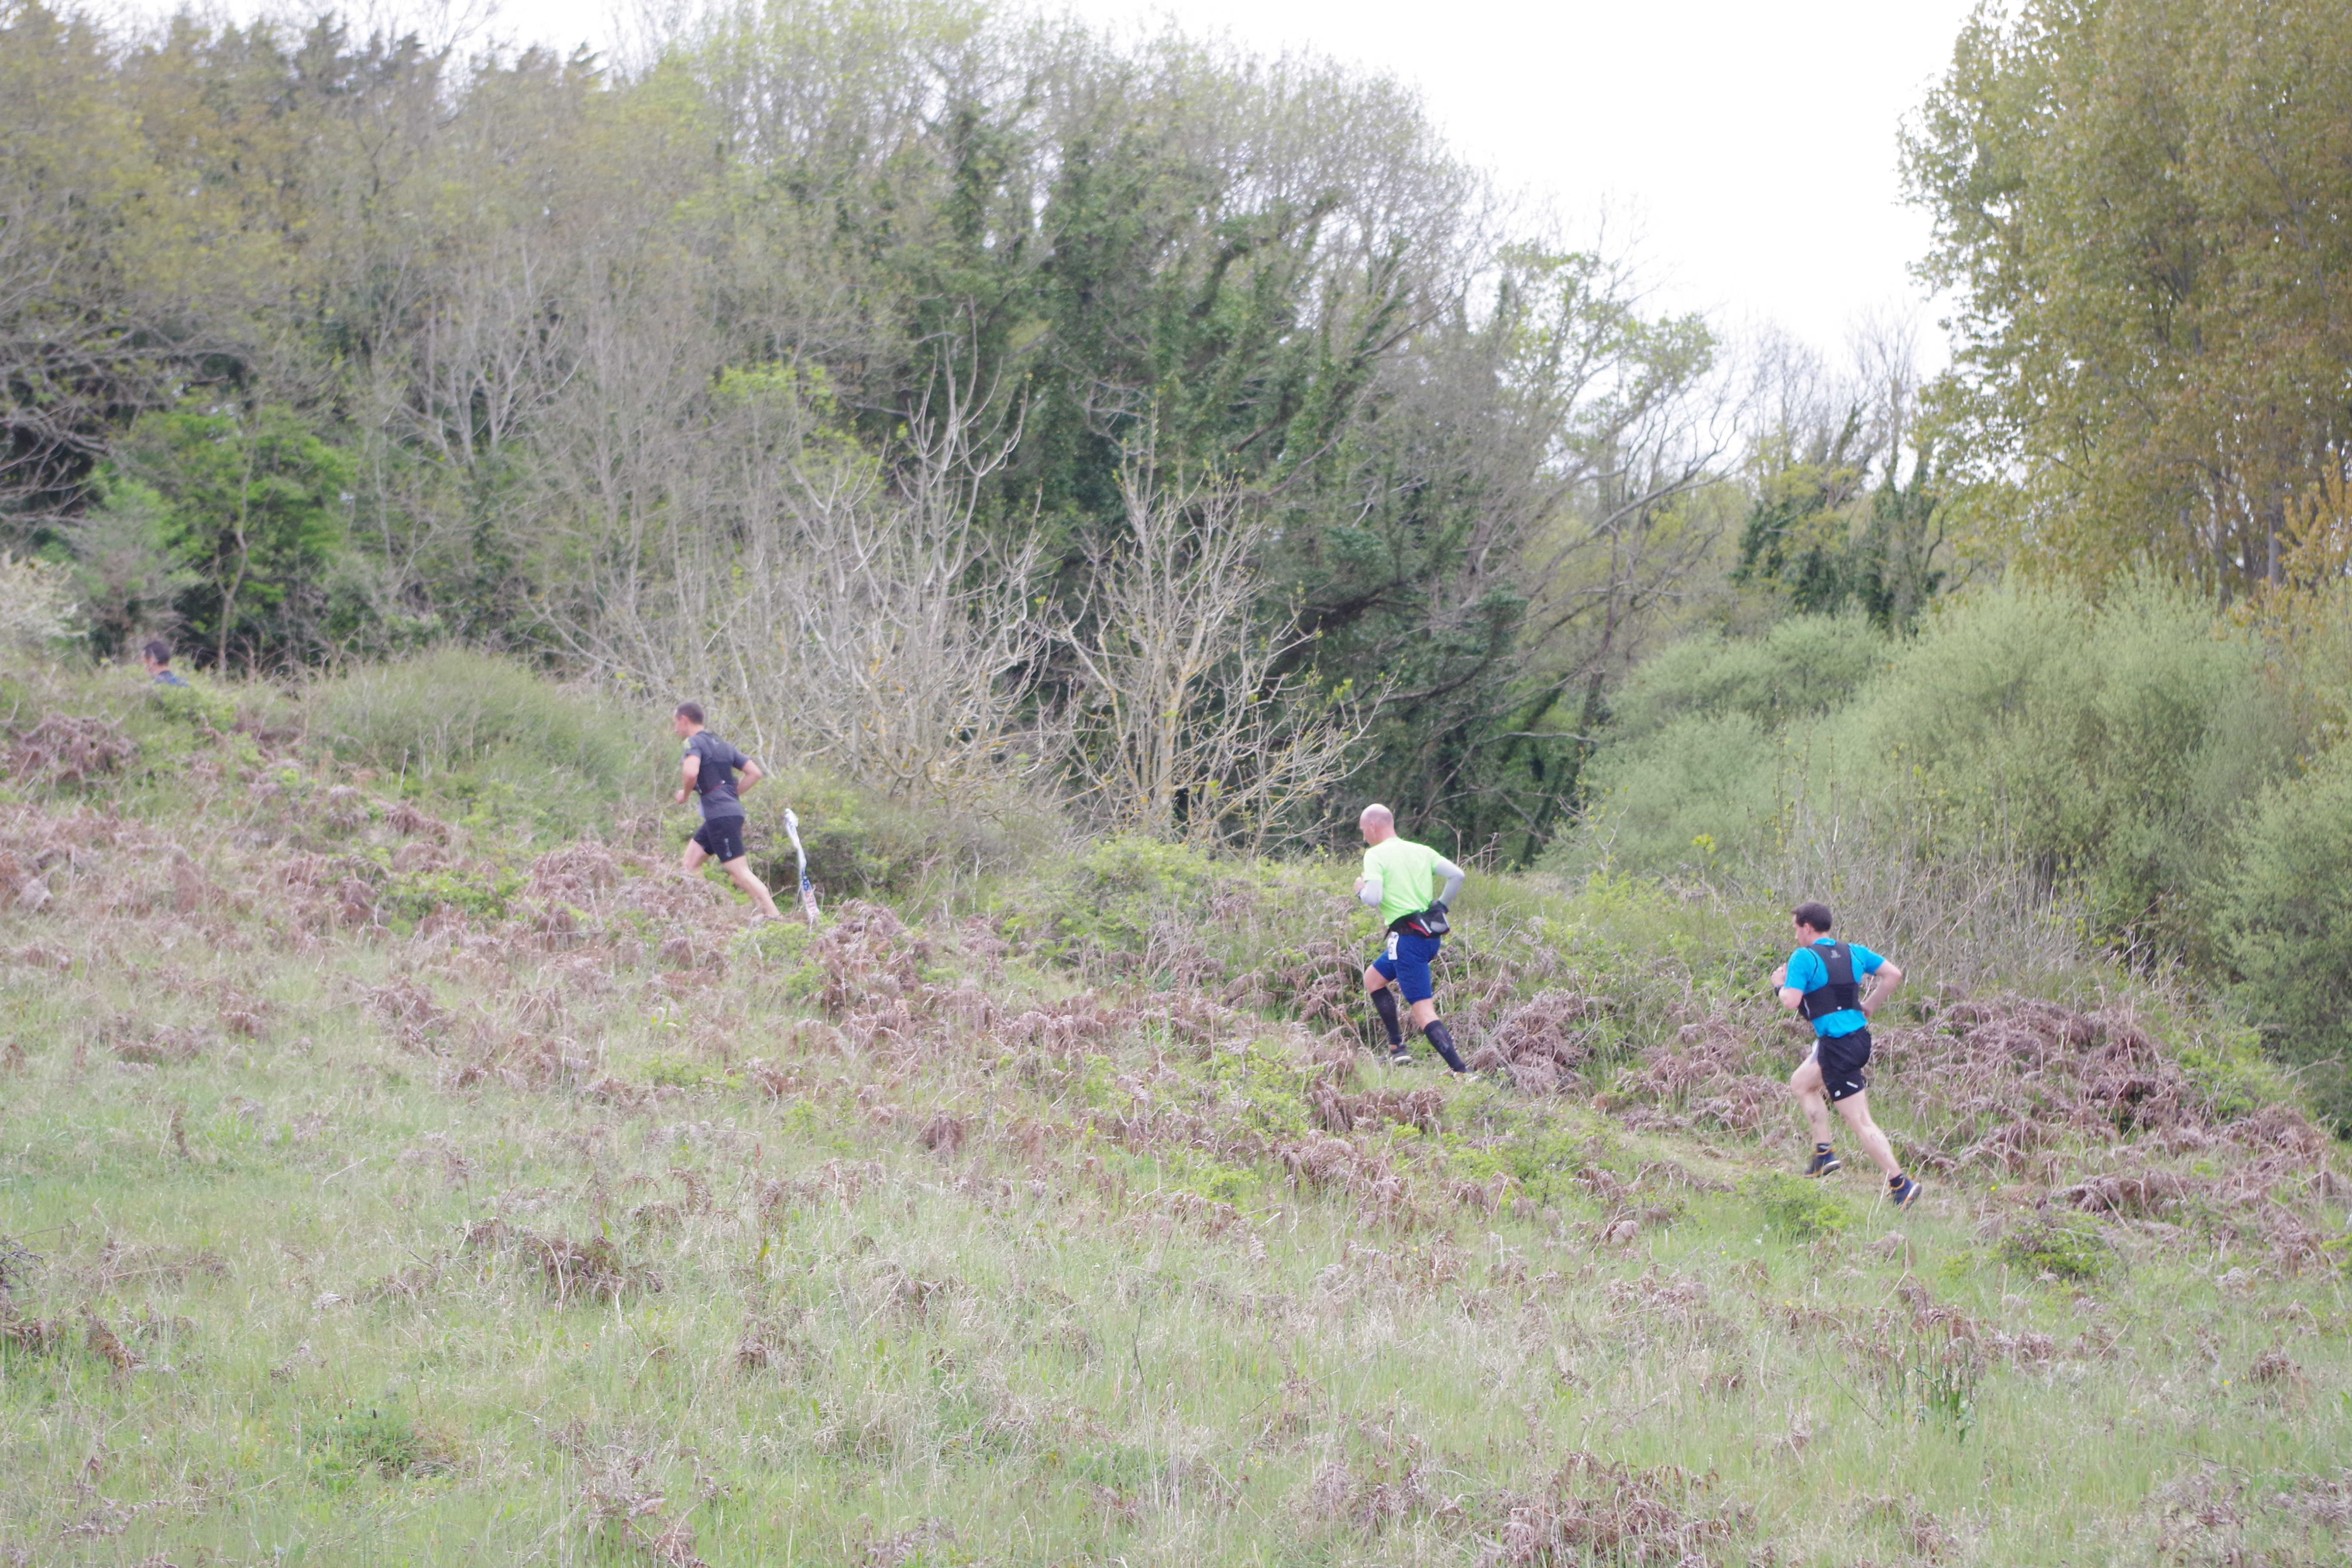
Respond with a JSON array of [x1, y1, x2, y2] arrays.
[[217, 0, 1984, 365], [1047, 1, 1980, 367]]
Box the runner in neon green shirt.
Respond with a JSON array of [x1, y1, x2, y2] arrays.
[[1353, 803, 1468, 1072]]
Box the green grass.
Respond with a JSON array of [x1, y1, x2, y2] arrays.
[[0, 665, 2346, 1566]]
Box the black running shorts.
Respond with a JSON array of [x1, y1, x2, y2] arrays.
[[691, 814, 747, 863], [1814, 1027, 1872, 1102]]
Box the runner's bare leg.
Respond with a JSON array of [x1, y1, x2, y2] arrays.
[[1834, 1091, 1902, 1179], [721, 854, 784, 920], [1790, 1054, 1838, 1146]]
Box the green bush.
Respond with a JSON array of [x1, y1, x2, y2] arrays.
[[742, 768, 1057, 904], [1559, 614, 1885, 876], [303, 1399, 446, 1485], [1828, 576, 2295, 951], [143, 676, 238, 733], [1744, 1171, 1853, 1239], [2173, 1026, 2299, 1126], [1999, 1213, 2111, 1282], [1570, 713, 1781, 875], [306, 649, 660, 833], [381, 865, 525, 925], [1605, 612, 1888, 744], [1558, 580, 2300, 966], [2217, 744, 2352, 1132], [1007, 834, 1218, 961]]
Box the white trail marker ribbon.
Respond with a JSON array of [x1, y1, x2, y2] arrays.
[[782, 808, 820, 929]]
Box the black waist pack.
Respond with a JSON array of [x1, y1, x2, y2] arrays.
[[1390, 901, 1449, 939]]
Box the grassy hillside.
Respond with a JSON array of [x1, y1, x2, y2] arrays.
[[0, 660, 2346, 1566]]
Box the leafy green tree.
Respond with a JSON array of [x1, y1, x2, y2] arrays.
[[1733, 411, 1872, 616], [1733, 422, 1947, 630], [1265, 245, 1724, 856], [1906, 0, 2352, 592], [3, 1, 1737, 862], [0, 1, 163, 534], [64, 476, 195, 659], [113, 403, 354, 669]]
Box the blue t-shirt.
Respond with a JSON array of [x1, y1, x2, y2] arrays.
[[1785, 938, 1884, 1038]]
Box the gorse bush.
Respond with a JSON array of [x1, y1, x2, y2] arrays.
[[1744, 1172, 1854, 1239], [1567, 614, 1889, 876], [2220, 747, 2352, 1132], [304, 649, 660, 833], [1564, 583, 2301, 960], [744, 768, 1062, 904], [1605, 612, 1888, 745], [1550, 580, 2352, 1115], [1998, 1214, 2111, 1283], [1831, 576, 2294, 951], [1571, 711, 1781, 876]]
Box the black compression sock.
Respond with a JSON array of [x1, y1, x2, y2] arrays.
[[1370, 987, 1403, 1048], [1424, 1019, 1466, 1074]]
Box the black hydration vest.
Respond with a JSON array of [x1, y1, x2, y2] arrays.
[[1798, 941, 1862, 1021]]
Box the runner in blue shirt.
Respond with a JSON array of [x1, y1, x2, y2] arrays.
[[1774, 900, 1920, 1207], [142, 640, 190, 688]]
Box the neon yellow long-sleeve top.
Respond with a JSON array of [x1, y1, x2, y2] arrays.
[[1360, 837, 1457, 928]]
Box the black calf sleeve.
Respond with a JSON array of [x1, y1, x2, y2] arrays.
[[1424, 1018, 1466, 1074], [1370, 987, 1403, 1047]]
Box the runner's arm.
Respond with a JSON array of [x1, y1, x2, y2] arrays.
[[738, 758, 763, 793], [1431, 856, 1464, 906], [1356, 874, 1383, 911], [674, 751, 700, 806], [1860, 959, 1903, 1015]]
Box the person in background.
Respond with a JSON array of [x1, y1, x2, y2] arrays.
[[1775, 900, 1920, 1208], [143, 640, 190, 688], [1354, 802, 1468, 1072], [671, 702, 784, 922]]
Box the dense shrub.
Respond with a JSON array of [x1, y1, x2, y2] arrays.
[[1604, 612, 1887, 744], [1562, 582, 2299, 961], [305, 649, 660, 833], [1744, 1171, 1853, 1239], [1830, 576, 2295, 949], [1999, 1213, 2111, 1282], [742, 769, 1059, 903], [1573, 713, 1782, 874], [1004, 835, 1221, 960], [2219, 747, 2352, 1132], [1567, 614, 1886, 874]]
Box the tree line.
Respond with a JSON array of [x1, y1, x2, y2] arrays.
[[5, 0, 2348, 867], [2, 0, 1743, 854]]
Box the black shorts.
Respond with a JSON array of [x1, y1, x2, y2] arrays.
[[1813, 1028, 1872, 1102], [691, 815, 747, 863]]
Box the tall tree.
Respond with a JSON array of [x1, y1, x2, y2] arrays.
[[1906, 0, 2352, 594]]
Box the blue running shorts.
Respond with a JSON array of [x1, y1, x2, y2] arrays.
[[1372, 929, 1442, 1004]]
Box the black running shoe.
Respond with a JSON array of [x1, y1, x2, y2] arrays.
[[1389, 1049, 1413, 1067], [1803, 1149, 1842, 1178], [1889, 1175, 1922, 1209]]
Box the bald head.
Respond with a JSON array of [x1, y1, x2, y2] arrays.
[[1358, 802, 1395, 846]]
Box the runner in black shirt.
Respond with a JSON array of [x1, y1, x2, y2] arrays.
[[671, 702, 784, 922]]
